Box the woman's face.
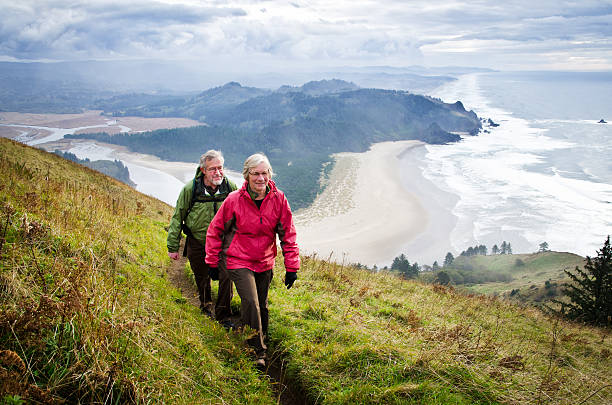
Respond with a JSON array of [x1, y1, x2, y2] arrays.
[[248, 162, 270, 197]]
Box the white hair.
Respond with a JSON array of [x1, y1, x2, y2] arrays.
[[242, 153, 274, 180], [199, 150, 224, 169]]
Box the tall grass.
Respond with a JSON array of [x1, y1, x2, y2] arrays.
[[0, 139, 275, 404], [266, 254, 611, 404]]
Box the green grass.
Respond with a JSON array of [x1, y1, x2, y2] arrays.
[[1, 138, 610, 404], [0, 138, 275, 404], [443, 252, 586, 297], [265, 255, 611, 404]]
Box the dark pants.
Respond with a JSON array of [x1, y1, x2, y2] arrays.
[[228, 268, 273, 357], [186, 237, 233, 321]]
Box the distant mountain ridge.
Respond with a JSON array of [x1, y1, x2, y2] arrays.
[[106, 79, 362, 119], [0, 60, 480, 113], [277, 79, 360, 96]]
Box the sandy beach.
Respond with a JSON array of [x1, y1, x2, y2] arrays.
[[294, 140, 441, 267]]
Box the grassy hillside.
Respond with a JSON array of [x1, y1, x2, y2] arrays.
[[269, 255, 610, 404], [441, 252, 586, 303], [0, 138, 275, 403], [2, 138, 611, 404]]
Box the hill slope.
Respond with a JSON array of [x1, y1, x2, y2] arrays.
[[1, 138, 610, 404], [429, 252, 587, 305], [0, 138, 275, 403]]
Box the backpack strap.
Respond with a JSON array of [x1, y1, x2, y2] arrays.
[[181, 176, 198, 256], [181, 176, 230, 256]]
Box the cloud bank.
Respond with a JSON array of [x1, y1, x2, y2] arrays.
[[1, 0, 611, 70]]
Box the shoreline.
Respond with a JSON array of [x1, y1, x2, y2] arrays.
[[396, 145, 459, 266], [294, 140, 457, 268]]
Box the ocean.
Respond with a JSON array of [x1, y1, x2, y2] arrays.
[[412, 71, 612, 259]]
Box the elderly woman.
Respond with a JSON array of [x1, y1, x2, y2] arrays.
[[205, 153, 299, 367]]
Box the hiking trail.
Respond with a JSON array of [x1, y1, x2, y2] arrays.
[[166, 241, 308, 405]]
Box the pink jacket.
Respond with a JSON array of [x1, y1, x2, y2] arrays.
[[205, 180, 300, 273]]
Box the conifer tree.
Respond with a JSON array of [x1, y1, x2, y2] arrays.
[[410, 262, 420, 277], [560, 236, 612, 326], [500, 241, 508, 254], [392, 253, 417, 278], [444, 252, 454, 267]]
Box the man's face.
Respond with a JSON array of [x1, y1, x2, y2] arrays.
[[202, 157, 224, 187]]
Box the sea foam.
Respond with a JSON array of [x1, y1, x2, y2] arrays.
[[418, 73, 612, 257]]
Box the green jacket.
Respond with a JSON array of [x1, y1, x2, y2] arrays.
[[167, 167, 238, 253]]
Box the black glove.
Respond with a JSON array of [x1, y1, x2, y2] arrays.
[[209, 267, 219, 281], [284, 271, 297, 289]]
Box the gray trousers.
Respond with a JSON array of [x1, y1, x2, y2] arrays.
[[186, 237, 233, 321], [228, 267, 273, 356]]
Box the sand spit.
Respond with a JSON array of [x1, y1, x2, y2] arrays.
[[0, 110, 202, 139]]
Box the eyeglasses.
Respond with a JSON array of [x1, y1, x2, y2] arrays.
[[249, 171, 269, 178], [206, 166, 223, 173]]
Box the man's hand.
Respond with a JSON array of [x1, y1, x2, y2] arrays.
[[209, 267, 219, 281], [168, 252, 179, 260], [284, 271, 297, 289]]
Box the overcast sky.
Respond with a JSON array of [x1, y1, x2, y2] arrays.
[[1, 0, 611, 71]]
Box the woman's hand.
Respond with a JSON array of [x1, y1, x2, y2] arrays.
[[284, 271, 297, 289]]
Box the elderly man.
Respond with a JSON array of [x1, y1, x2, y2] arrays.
[[167, 150, 237, 323]]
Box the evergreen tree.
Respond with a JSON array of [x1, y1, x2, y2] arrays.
[[507, 243, 512, 254], [391, 254, 409, 271], [500, 241, 508, 254], [539, 242, 549, 252], [392, 253, 416, 278], [492, 244, 499, 255], [559, 236, 612, 326], [432, 261, 439, 270], [444, 252, 454, 267], [409, 262, 420, 278]]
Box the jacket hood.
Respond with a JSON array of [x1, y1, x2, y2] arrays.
[[194, 166, 203, 179]]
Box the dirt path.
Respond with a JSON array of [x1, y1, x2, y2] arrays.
[[165, 240, 308, 405], [166, 246, 200, 308]]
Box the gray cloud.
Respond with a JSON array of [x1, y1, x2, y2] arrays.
[[0, 0, 247, 60], [0, 0, 610, 70]]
